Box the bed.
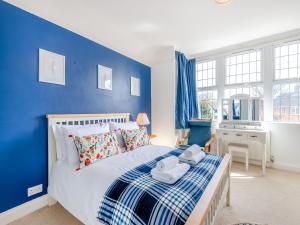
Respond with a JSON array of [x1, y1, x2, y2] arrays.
[[47, 113, 231, 225]]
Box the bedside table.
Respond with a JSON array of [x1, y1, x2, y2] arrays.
[[149, 134, 157, 144], [149, 134, 157, 139]]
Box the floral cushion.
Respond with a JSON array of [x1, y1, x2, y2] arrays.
[[121, 127, 149, 151], [73, 132, 121, 169]]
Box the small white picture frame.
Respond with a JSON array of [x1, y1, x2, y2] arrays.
[[39, 49, 65, 85], [131, 76, 140, 96], [98, 65, 112, 90]]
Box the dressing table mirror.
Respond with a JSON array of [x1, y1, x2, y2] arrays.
[[218, 94, 270, 174], [222, 94, 264, 122]]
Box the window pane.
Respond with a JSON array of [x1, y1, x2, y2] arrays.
[[226, 50, 262, 85], [257, 52, 261, 61], [243, 63, 250, 73], [243, 53, 249, 62], [289, 55, 297, 68], [289, 44, 298, 55], [237, 55, 243, 64], [250, 62, 256, 73], [281, 46, 288, 56], [289, 68, 298, 78], [203, 70, 208, 79], [275, 47, 280, 57], [250, 52, 256, 61], [196, 60, 216, 88]]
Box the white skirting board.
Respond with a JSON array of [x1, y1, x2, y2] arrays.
[[233, 156, 300, 173], [232, 156, 272, 167], [272, 162, 300, 173], [0, 194, 49, 225]]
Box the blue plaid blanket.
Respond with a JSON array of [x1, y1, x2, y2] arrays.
[[98, 149, 223, 225]]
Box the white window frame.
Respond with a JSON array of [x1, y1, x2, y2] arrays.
[[225, 50, 263, 86], [224, 49, 264, 101], [197, 89, 218, 120], [196, 59, 218, 119], [196, 60, 217, 88], [195, 34, 300, 124], [272, 40, 300, 123], [274, 40, 300, 81]]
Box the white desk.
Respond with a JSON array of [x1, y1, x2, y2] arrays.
[[216, 127, 270, 175]]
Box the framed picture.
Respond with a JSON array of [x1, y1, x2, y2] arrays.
[[39, 49, 65, 85], [131, 76, 140, 96], [98, 65, 112, 90]]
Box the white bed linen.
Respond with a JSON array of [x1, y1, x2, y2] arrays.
[[48, 145, 174, 225]]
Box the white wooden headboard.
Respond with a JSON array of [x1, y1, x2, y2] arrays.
[[46, 113, 130, 188]]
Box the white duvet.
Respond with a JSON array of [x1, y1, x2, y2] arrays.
[[48, 145, 174, 225]]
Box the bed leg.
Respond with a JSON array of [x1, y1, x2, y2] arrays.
[[226, 163, 231, 207], [226, 186, 230, 207]]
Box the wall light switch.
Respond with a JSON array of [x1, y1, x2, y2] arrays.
[[27, 184, 43, 197]]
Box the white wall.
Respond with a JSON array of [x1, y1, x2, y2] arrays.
[[266, 122, 300, 172], [151, 46, 177, 147]]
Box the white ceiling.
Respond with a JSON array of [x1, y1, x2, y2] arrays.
[[6, 0, 300, 66]]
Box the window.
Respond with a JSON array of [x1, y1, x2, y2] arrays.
[[226, 51, 262, 85], [194, 39, 300, 123], [196, 60, 216, 88], [225, 50, 263, 101], [273, 41, 300, 122], [273, 83, 300, 122], [275, 43, 300, 80], [198, 90, 218, 119], [196, 60, 217, 119]]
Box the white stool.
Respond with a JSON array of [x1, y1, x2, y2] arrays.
[[228, 143, 249, 171]]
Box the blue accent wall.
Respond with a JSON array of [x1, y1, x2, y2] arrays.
[[0, 1, 151, 213]]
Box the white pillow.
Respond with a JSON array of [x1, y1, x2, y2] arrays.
[[109, 122, 139, 148], [61, 124, 110, 167], [52, 125, 67, 160]]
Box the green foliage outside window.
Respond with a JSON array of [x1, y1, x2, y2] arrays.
[[200, 101, 212, 119]]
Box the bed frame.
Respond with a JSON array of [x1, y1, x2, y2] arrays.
[[47, 113, 231, 225]]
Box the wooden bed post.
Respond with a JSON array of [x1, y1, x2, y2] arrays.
[[226, 162, 231, 207], [185, 154, 231, 225]]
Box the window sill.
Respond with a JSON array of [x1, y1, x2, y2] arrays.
[[270, 121, 300, 125]]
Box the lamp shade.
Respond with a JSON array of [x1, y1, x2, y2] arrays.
[[215, 0, 232, 4], [136, 113, 150, 126]]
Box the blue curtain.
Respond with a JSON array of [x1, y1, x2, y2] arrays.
[[175, 52, 189, 129], [175, 52, 199, 129], [186, 59, 199, 118]]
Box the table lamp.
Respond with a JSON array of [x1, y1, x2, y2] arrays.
[[136, 113, 150, 128]]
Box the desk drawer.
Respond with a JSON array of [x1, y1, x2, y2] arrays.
[[220, 131, 230, 139], [247, 133, 265, 142], [219, 131, 248, 141], [230, 132, 247, 141]]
